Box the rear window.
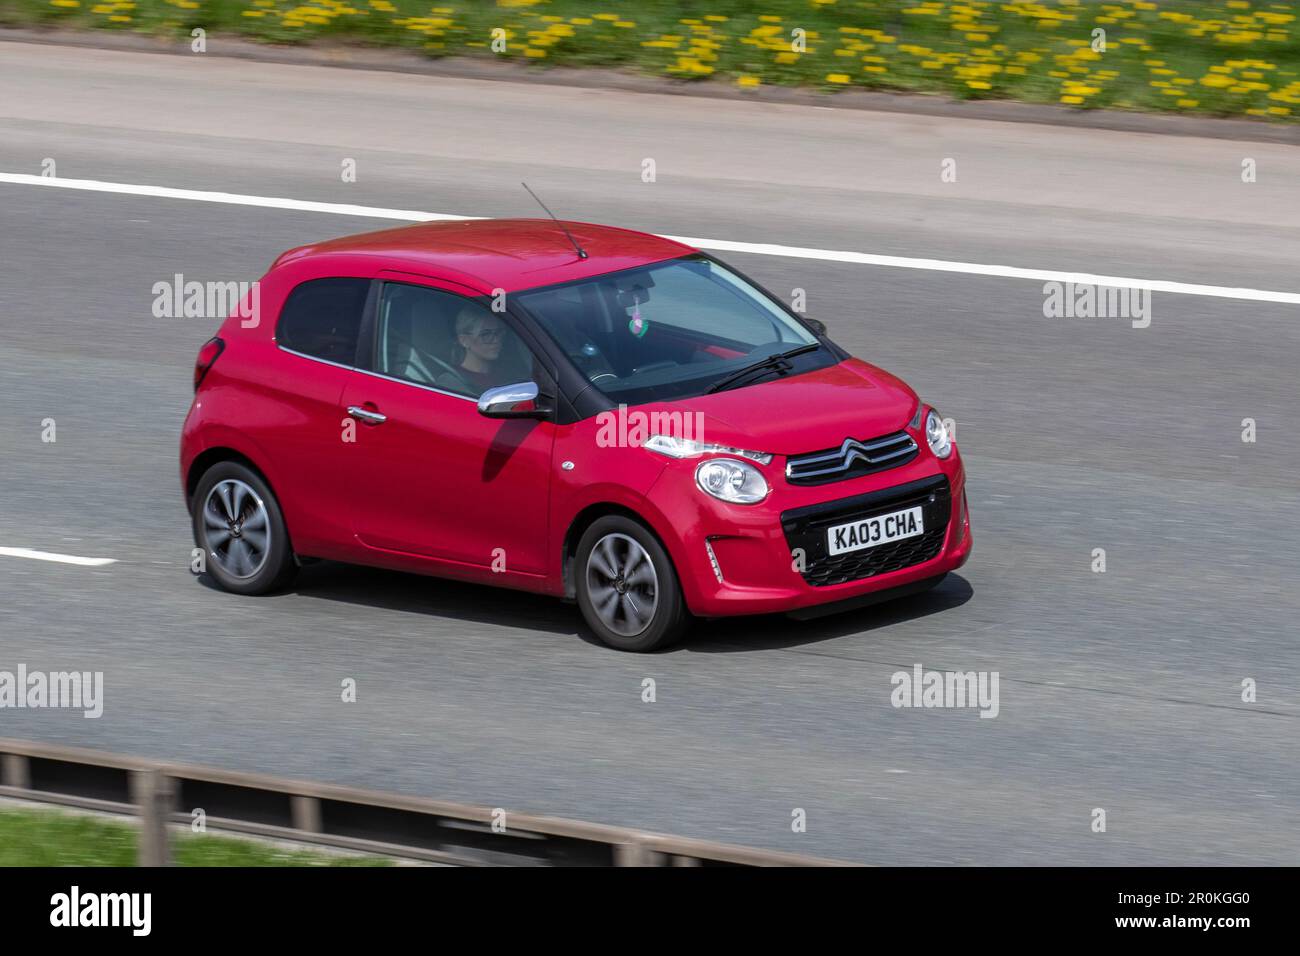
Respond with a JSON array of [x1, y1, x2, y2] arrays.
[[276, 277, 370, 365]]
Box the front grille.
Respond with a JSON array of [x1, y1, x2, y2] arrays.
[[785, 430, 917, 485], [781, 476, 950, 587]]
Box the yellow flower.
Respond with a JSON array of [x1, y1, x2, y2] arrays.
[[674, 56, 714, 75], [826, 73, 851, 84]]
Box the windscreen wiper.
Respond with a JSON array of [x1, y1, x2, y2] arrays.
[[705, 343, 820, 395]]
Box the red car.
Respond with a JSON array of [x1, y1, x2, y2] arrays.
[[181, 219, 970, 651]]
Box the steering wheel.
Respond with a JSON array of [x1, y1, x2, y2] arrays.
[[385, 327, 474, 393]]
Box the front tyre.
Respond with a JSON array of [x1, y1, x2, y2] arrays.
[[191, 461, 297, 595], [576, 516, 689, 652]]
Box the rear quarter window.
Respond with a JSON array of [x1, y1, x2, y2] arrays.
[[275, 277, 370, 365]]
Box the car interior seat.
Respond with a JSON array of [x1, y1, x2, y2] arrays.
[[382, 287, 463, 387]]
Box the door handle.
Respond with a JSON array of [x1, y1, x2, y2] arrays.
[[347, 405, 387, 424]]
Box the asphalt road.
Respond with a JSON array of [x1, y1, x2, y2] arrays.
[[1, 42, 1297, 864]]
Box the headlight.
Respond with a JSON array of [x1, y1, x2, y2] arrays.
[[644, 434, 771, 465], [925, 409, 952, 459], [695, 458, 769, 504]]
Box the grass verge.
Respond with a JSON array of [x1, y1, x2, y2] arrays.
[[0, 808, 393, 866], [1, 0, 1298, 121], [0, 0, 1296, 120]]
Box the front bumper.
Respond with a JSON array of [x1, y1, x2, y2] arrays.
[[647, 449, 971, 618]]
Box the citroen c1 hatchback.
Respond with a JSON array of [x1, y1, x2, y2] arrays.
[[181, 219, 971, 651]]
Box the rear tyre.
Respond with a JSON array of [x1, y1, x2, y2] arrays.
[[576, 516, 690, 652], [191, 461, 297, 595]]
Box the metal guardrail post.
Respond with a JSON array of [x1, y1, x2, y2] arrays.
[[1, 753, 30, 790], [614, 840, 666, 866], [291, 795, 323, 833], [131, 769, 175, 867]]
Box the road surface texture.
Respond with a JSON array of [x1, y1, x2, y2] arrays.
[[1, 42, 1297, 864]]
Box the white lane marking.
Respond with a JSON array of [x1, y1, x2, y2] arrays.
[[0, 172, 478, 222], [664, 236, 1300, 306], [0, 547, 117, 567], [3, 172, 1298, 305]]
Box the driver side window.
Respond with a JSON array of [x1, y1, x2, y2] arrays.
[[375, 283, 533, 399]]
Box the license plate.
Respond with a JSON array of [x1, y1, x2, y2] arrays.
[[826, 506, 924, 556]]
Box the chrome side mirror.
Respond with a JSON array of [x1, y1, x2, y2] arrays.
[[477, 381, 548, 420]]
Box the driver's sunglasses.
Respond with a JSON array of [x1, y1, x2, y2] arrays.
[[473, 327, 504, 344]]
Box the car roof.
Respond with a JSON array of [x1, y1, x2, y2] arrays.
[[272, 218, 698, 293]]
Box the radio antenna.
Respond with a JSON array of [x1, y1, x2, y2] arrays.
[[521, 182, 587, 260]]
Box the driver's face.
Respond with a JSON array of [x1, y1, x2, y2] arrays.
[[461, 316, 504, 363]]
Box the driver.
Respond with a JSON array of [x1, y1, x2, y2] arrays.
[[450, 305, 508, 395]]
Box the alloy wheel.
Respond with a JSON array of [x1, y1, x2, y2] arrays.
[[202, 478, 271, 579], [584, 532, 659, 638]]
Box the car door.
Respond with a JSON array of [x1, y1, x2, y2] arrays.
[[339, 276, 556, 576], [260, 274, 373, 560]]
